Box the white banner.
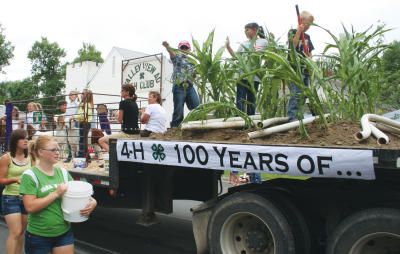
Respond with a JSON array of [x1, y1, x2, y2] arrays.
[[116, 140, 375, 180]]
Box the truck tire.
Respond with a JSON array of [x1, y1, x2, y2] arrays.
[[326, 208, 400, 254], [207, 192, 295, 254], [265, 192, 311, 254]]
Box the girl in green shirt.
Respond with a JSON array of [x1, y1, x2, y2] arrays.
[[0, 129, 32, 254], [20, 135, 97, 254]]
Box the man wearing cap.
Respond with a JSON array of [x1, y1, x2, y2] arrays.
[[162, 40, 199, 127]]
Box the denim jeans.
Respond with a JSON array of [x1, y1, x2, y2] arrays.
[[287, 74, 310, 121], [1, 195, 27, 215], [236, 80, 259, 116], [25, 229, 74, 254], [248, 173, 262, 184], [171, 84, 200, 127], [78, 122, 90, 158]]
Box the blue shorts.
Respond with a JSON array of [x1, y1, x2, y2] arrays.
[[1, 195, 27, 216], [25, 228, 74, 254]]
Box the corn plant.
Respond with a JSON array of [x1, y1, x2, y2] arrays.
[[181, 24, 390, 136], [256, 32, 290, 119], [187, 30, 227, 104], [183, 101, 254, 127], [317, 24, 390, 121]]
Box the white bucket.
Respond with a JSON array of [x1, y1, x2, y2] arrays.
[[61, 181, 93, 223]]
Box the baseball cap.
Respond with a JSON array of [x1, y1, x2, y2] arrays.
[[178, 41, 191, 50]]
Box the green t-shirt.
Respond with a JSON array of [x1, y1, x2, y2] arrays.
[[20, 166, 73, 237]]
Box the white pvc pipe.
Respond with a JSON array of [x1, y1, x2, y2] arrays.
[[356, 114, 400, 140], [257, 117, 290, 128], [185, 115, 262, 125], [248, 114, 329, 139], [369, 123, 389, 145], [356, 116, 372, 140], [374, 122, 400, 135], [181, 120, 262, 130]]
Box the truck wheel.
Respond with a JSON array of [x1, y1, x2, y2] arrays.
[[207, 192, 295, 254], [266, 192, 311, 254], [327, 208, 400, 254]]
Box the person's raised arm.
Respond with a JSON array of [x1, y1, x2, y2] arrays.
[[225, 37, 236, 58], [162, 41, 176, 58], [292, 24, 304, 49], [292, 24, 312, 58]]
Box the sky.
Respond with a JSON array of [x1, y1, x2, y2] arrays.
[[0, 0, 399, 82]]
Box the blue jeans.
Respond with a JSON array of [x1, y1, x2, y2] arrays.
[[78, 122, 90, 158], [236, 80, 259, 116], [287, 74, 310, 121], [248, 173, 262, 184], [25, 229, 74, 254], [1, 195, 27, 215], [171, 84, 200, 127]]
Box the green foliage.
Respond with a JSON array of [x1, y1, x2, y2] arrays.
[[0, 24, 14, 73], [188, 30, 231, 104], [381, 41, 400, 109], [0, 78, 39, 110], [318, 24, 389, 120], [73, 42, 104, 64], [183, 102, 254, 128], [28, 37, 66, 113], [382, 41, 400, 72], [182, 24, 390, 133]]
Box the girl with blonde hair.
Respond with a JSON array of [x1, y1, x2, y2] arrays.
[[20, 135, 97, 254]]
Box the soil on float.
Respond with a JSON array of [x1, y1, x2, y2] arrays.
[[150, 121, 400, 149]]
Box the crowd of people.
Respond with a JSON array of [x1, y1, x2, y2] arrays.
[[0, 11, 315, 252]]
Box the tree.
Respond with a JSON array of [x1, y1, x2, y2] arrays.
[[73, 42, 104, 64], [383, 41, 400, 73], [0, 78, 39, 111], [28, 37, 66, 112], [381, 41, 400, 109], [0, 24, 15, 73]]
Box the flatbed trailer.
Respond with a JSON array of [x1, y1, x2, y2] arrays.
[[64, 137, 400, 254]]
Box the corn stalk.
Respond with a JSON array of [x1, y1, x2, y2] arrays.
[[317, 24, 390, 121]]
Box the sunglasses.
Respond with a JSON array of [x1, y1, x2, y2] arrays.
[[179, 45, 189, 50]]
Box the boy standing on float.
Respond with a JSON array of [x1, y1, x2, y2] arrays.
[[287, 11, 315, 121], [162, 40, 199, 127]]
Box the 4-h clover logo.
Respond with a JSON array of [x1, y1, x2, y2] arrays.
[[151, 144, 166, 162]]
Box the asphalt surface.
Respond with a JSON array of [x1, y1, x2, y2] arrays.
[[0, 182, 230, 253], [0, 200, 201, 254], [0, 220, 118, 254]]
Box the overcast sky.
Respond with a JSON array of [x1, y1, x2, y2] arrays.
[[0, 0, 399, 82]]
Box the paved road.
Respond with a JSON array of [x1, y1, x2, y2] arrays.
[[72, 200, 201, 254], [0, 182, 231, 253], [0, 219, 117, 254], [0, 200, 201, 254]]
